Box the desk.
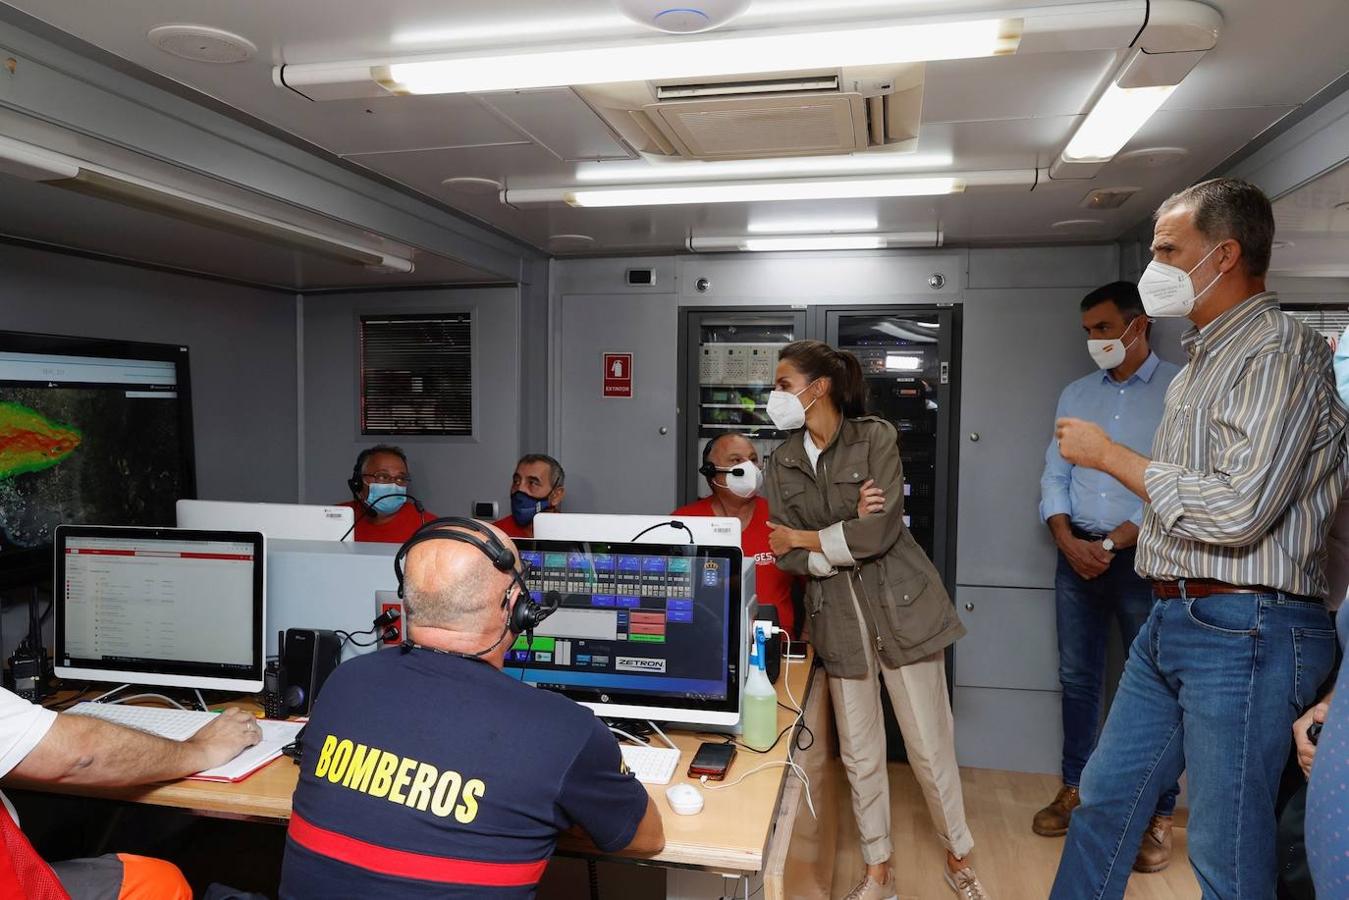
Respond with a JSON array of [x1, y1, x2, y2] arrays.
[[35, 651, 834, 897]]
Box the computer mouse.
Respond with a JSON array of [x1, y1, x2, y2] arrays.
[[665, 783, 704, 815]]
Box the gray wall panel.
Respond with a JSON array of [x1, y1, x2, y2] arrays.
[[954, 586, 1058, 692], [301, 287, 520, 520], [954, 686, 1062, 774], [0, 242, 298, 503]]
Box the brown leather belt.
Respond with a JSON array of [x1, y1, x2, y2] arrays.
[[1151, 579, 1286, 599]]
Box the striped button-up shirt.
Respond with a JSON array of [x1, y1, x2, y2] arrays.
[[1137, 292, 1348, 598]]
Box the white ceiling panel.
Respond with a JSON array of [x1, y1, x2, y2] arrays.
[[917, 116, 1081, 172], [308, 95, 531, 156], [921, 49, 1121, 123], [1269, 160, 1349, 276], [474, 90, 633, 161]]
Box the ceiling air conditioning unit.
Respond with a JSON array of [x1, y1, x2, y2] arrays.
[[574, 64, 924, 161]]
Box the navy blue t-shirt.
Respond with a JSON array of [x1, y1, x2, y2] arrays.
[[279, 648, 649, 898]]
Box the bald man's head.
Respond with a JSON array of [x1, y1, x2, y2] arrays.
[[402, 524, 518, 631]]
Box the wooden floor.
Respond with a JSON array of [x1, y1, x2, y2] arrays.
[[829, 765, 1201, 900]]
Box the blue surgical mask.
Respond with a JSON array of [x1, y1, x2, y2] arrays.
[[365, 482, 407, 515], [511, 490, 551, 527]]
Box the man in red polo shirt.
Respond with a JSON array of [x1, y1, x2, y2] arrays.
[[340, 445, 434, 543], [672, 434, 796, 636], [674, 433, 883, 639]]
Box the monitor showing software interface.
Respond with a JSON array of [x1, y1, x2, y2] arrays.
[[505, 539, 742, 727], [54, 526, 265, 692]]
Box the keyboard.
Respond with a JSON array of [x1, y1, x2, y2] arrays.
[[620, 743, 682, 785], [68, 703, 300, 745], [64, 703, 304, 782], [66, 703, 230, 740]]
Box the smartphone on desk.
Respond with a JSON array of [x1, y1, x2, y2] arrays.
[[688, 742, 737, 781], [783, 638, 808, 660]]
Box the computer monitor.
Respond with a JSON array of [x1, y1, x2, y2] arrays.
[[176, 500, 355, 542], [506, 539, 743, 728], [0, 330, 196, 587], [533, 513, 741, 547], [53, 525, 266, 692]]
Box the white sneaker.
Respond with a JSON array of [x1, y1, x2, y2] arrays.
[[945, 866, 989, 900], [841, 873, 898, 900]]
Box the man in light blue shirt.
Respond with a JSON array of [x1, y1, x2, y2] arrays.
[[1033, 281, 1182, 872]]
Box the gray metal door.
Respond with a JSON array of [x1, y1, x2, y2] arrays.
[[556, 294, 679, 514]]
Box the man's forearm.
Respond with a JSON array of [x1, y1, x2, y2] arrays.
[[1047, 514, 1074, 547], [1100, 443, 1152, 502], [1106, 520, 1141, 550], [7, 714, 210, 786]]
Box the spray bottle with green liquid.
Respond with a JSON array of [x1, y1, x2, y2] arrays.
[[741, 625, 778, 751]]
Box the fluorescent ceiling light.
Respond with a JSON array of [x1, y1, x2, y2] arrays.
[[574, 152, 954, 183], [329, 18, 1018, 95], [748, 214, 880, 234], [1062, 82, 1177, 162], [0, 136, 413, 272], [392, 14, 628, 47], [690, 230, 940, 252], [745, 235, 885, 251], [563, 176, 961, 208], [0, 136, 81, 181]]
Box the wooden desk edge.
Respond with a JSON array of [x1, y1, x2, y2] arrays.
[[31, 651, 822, 867]]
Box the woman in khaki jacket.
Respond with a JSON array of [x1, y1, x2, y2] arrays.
[[762, 340, 985, 900]]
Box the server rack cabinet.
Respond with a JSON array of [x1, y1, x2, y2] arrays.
[[677, 308, 809, 505]]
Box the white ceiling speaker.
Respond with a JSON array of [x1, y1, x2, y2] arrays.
[[615, 0, 752, 34], [440, 176, 503, 196], [1114, 147, 1189, 169], [1050, 218, 1107, 231], [148, 25, 257, 64], [548, 234, 597, 252]]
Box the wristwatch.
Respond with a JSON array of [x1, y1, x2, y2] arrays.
[[1101, 538, 1116, 552]]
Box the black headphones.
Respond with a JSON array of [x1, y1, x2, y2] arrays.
[[698, 433, 729, 479], [393, 517, 558, 644]]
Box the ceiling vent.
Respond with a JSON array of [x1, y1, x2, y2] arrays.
[[576, 64, 924, 161]]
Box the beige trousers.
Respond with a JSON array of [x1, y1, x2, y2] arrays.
[[827, 585, 974, 865]]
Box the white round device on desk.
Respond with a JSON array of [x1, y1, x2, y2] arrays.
[[665, 783, 704, 815]]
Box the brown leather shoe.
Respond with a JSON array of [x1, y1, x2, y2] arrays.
[[1132, 815, 1174, 873], [1032, 785, 1080, 836]]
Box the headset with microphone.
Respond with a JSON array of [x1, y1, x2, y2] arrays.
[[393, 517, 560, 657], [344, 448, 427, 541], [697, 433, 745, 480], [349, 448, 424, 510]]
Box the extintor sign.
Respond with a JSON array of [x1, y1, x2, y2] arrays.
[[603, 352, 633, 398]]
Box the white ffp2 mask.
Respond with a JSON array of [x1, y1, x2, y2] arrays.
[[766, 381, 818, 431], [713, 459, 763, 499], [1138, 243, 1225, 318], [1087, 318, 1143, 370]]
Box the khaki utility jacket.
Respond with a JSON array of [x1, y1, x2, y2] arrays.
[[764, 416, 965, 678]]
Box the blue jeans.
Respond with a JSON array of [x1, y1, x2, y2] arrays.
[[1056, 549, 1179, 816], [1051, 589, 1336, 900]]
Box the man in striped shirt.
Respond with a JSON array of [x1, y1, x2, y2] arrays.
[[1049, 178, 1346, 899]]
